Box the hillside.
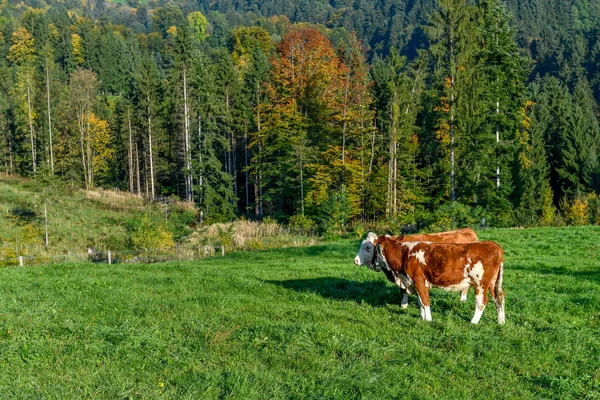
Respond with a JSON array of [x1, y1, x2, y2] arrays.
[[0, 175, 317, 266], [0, 174, 151, 259]]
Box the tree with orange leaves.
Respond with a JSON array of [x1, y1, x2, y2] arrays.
[[259, 25, 344, 216]]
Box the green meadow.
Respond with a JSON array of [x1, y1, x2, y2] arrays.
[[0, 226, 599, 398]]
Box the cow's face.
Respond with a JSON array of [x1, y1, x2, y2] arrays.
[[354, 232, 380, 271]]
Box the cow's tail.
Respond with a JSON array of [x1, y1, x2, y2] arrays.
[[494, 250, 506, 324], [496, 261, 504, 294]]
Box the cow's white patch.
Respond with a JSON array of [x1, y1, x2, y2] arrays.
[[460, 290, 468, 302], [471, 290, 486, 324], [410, 249, 427, 265], [425, 280, 430, 288], [421, 305, 432, 321], [366, 232, 378, 242], [497, 302, 505, 325], [354, 239, 375, 268], [402, 241, 420, 251], [471, 261, 484, 281], [440, 278, 471, 294]]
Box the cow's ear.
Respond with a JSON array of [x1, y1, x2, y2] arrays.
[[376, 235, 386, 245]]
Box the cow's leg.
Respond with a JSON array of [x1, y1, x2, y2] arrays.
[[400, 287, 409, 309], [414, 284, 432, 322], [490, 284, 506, 325], [460, 288, 468, 302], [471, 286, 488, 324]]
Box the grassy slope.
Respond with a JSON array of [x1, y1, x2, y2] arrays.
[[0, 175, 149, 256], [0, 226, 599, 398]]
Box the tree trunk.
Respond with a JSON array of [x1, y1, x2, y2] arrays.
[[341, 72, 349, 185], [26, 73, 36, 174], [46, 56, 54, 173], [496, 97, 500, 192], [147, 94, 155, 199], [197, 114, 203, 210], [183, 67, 193, 202], [135, 142, 141, 195], [127, 107, 134, 193], [450, 27, 456, 202], [244, 125, 249, 216]]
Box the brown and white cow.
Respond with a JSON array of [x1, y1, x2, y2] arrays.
[[354, 228, 478, 307], [366, 235, 505, 324]]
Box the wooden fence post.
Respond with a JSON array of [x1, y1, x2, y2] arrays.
[[221, 246, 225, 256], [19, 256, 23, 267], [108, 251, 112, 265]]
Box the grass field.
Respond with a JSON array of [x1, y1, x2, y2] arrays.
[[0, 226, 599, 398]]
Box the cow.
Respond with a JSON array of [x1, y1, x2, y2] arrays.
[[365, 235, 505, 324], [354, 228, 478, 307]]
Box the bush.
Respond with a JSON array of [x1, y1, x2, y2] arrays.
[[540, 185, 557, 226], [288, 214, 315, 235], [217, 224, 234, 249], [420, 202, 482, 232], [317, 190, 351, 237], [561, 196, 589, 226], [351, 221, 366, 239], [587, 193, 600, 225], [169, 207, 198, 240], [10, 205, 37, 224], [125, 215, 175, 251]]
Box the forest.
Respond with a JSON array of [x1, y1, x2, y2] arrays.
[[1, 0, 600, 231]]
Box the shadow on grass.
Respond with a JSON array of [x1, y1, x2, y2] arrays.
[[265, 277, 397, 307], [263, 242, 358, 258], [510, 263, 600, 284]]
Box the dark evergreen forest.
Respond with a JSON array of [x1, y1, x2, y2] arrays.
[[1, 0, 600, 230]]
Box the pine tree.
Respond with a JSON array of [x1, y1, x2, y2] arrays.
[[7, 26, 38, 174]]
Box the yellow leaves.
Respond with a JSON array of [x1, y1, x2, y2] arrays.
[[518, 152, 532, 170], [166, 26, 177, 37], [87, 114, 114, 176], [516, 99, 534, 169], [435, 123, 451, 143], [187, 11, 209, 43], [48, 24, 59, 41], [7, 27, 36, 65], [444, 76, 452, 89], [72, 34, 84, 66], [562, 197, 589, 226], [231, 26, 272, 71]]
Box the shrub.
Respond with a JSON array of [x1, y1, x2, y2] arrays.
[[421, 202, 482, 232], [317, 189, 350, 236], [10, 205, 37, 224], [561, 196, 589, 226], [169, 207, 198, 240], [352, 221, 365, 239], [289, 214, 315, 235], [587, 193, 600, 225], [217, 224, 234, 249], [540, 185, 556, 226], [125, 215, 175, 251]]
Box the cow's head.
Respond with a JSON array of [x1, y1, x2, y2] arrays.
[[354, 232, 380, 270]]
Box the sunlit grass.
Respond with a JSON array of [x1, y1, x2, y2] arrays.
[[0, 226, 599, 398]]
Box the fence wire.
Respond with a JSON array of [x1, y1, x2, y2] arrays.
[[2, 245, 226, 267]]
